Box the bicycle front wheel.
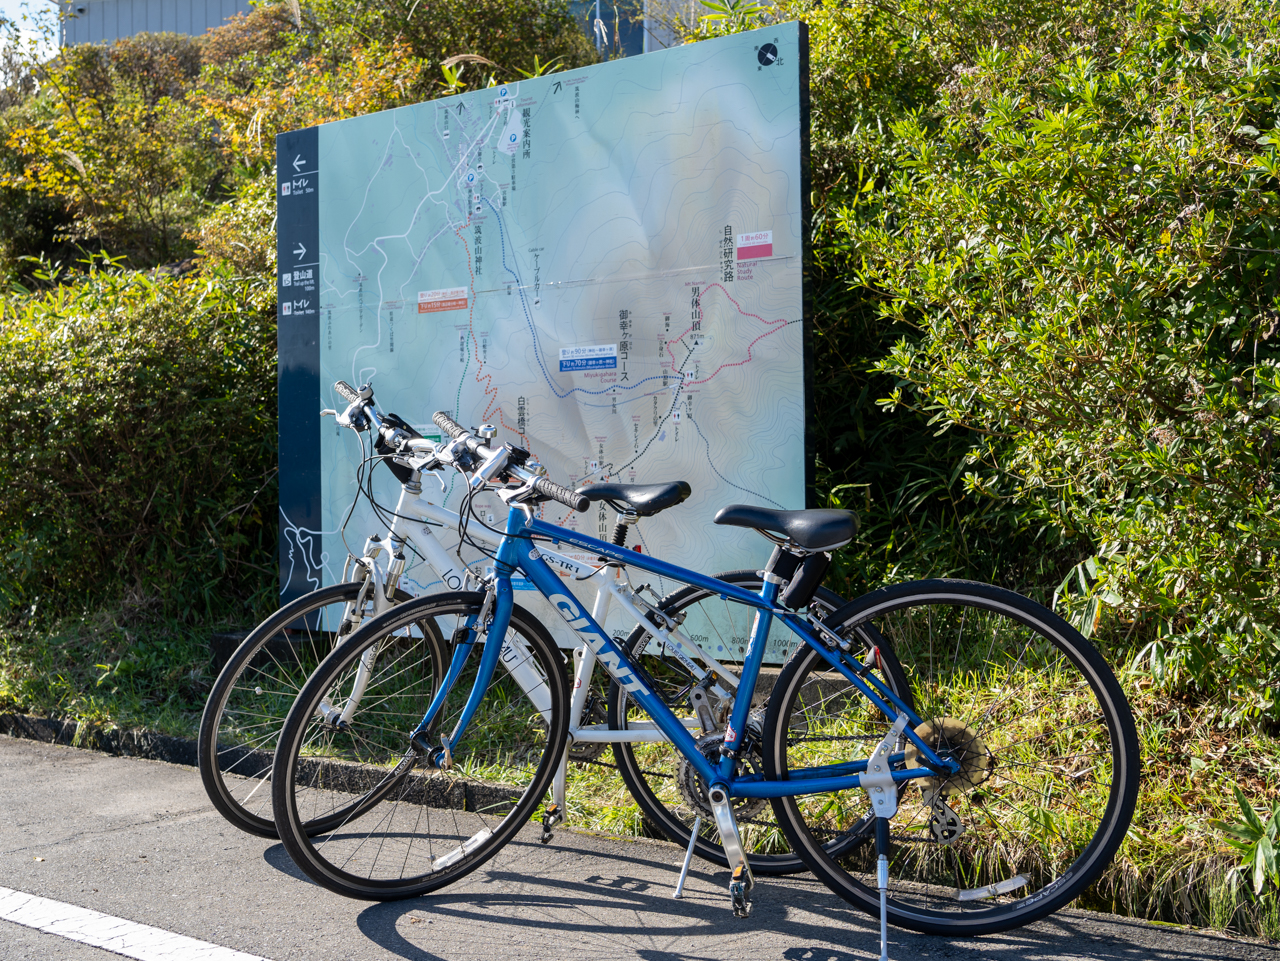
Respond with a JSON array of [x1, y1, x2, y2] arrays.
[[198, 582, 445, 838], [763, 579, 1140, 935], [272, 592, 569, 900], [607, 571, 911, 875]]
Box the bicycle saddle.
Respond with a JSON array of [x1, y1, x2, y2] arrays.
[[713, 505, 858, 551], [574, 481, 692, 516]]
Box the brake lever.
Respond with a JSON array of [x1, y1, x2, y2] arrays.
[[334, 398, 369, 430]]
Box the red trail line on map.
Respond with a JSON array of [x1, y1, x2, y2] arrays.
[[454, 219, 528, 447], [664, 282, 790, 384]]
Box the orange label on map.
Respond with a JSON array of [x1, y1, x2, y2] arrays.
[[418, 287, 468, 313]]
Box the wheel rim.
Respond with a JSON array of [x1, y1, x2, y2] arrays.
[[204, 585, 444, 836], [772, 585, 1137, 928], [207, 587, 367, 830], [281, 598, 564, 893]]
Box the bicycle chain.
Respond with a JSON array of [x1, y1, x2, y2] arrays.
[[571, 755, 678, 780]]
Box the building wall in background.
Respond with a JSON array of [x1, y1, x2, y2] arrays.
[[60, 1, 679, 58], [59, 0, 250, 45], [569, 0, 680, 57]]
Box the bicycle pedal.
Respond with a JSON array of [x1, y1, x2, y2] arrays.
[[539, 803, 562, 844], [729, 861, 753, 917]]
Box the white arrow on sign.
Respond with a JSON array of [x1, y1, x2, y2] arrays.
[[292, 154, 305, 172], [293, 243, 306, 258]]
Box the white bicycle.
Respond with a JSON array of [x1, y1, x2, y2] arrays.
[[197, 381, 863, 872]]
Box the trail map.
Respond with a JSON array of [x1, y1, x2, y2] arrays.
[[277, 24, 810, 652]]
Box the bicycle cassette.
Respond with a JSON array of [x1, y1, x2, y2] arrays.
[[904, 716, 993, 797]]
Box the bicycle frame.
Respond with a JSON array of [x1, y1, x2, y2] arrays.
[[336, 479, 719, 748], [418, 506, 957, 801]]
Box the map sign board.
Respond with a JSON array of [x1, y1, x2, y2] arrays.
[[277, 23, 811, 658]]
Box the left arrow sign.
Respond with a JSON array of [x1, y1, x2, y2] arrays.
[[293, 243, 306, 258], [292, 154, 306, 172]]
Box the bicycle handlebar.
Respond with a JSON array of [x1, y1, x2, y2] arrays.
[[532, 475, 590, 513], [334, 380, 360, 405], [432, 410, 466, 439], [431, 410, 588, 512]]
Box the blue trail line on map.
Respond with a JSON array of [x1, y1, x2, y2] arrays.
[[483, 196, 670, 399]]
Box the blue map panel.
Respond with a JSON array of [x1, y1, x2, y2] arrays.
[[277, 24, 811, 657]]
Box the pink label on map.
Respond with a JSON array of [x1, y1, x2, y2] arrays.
[[736, 230, 773, 261]]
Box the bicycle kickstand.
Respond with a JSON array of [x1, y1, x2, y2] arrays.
[[707, 786, 753, 917], [864, 716, 905, 961], [672, 816, 701, 898], [875, 816, 891, 961]]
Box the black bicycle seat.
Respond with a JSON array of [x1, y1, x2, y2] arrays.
[[574, 481, 692, 517], [713, 505, 858, 551]]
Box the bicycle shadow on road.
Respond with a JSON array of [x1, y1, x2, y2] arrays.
[[341, 838, 1255, 961]]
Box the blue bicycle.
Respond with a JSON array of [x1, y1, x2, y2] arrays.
[[270, 405, 1139, 937]]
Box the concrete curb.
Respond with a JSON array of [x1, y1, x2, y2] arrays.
[[0, 713, 526, 814], [0, 713, 199, 766]]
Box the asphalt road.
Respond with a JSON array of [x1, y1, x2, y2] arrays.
[[0, 734, 1274, 961]]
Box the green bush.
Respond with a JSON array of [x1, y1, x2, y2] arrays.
[[294, 0, 598, 76], [1, 34, 221, 266], [0, 260, 277, 622], [837, 0, 1280, 721]]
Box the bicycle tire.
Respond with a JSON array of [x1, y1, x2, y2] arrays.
[[272, 591, 569, 900], [606, 571, 912, 875], [763, 579, 1140, 935], [198, 581, 445, 838]]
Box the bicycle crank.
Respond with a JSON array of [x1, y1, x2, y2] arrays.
[[707, 785, 753, 918]]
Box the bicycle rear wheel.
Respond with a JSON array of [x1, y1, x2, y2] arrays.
[[763, 579, 1140, 935], [198, 581, 445, 838], [607, 571, 911, 875], [272, 592, 569, 900]]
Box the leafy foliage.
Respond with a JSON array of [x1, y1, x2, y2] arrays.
[[294, 0, 598, 75], [1213, 785, 1280, 896], [193, 170, 277, 275], [1, 34, 220, 264], [844, 0, 1280, 720], [197, 40, 427, 169], [0, 261, 277, 621]]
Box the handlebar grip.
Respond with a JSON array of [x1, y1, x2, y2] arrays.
[[432, 411, 467, 440], [334, 380, 359, 404], [534, 476, 590, 513]]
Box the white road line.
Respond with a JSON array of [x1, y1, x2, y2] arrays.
[[0, 886, 270, 961]]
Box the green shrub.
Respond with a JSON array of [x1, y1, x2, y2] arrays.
[[294, 0, 598, 76], [1, 34, 221, 266], [841, 0, 1280, 721], [0, 260, 277, 622], [192, 170, 277, 275]]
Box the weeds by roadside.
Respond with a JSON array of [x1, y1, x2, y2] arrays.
[[5, 609, 1274, 941], [0, 606, 222, 738]]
